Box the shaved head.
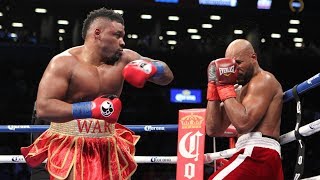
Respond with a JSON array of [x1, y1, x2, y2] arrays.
[[225, 39, 255, 59], [226, 39, 258, 85]]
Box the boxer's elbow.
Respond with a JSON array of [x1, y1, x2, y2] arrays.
[[35, 100, 49, 120], [156, 65, 174, 85], [233, 123, 252, 134], [153, 72, 174, 86], [162, 63, 174, 84], [206, 125, 224, 137], [206, 130, 224, 137], [36, 106, 46, 120], [166, 71, 174, 84], [164, 77, 174, 85], [206, 129, 217, 137]]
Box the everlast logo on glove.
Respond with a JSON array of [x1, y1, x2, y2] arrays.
[[219, 66, 235, 76], [213, 58, 238, 85]]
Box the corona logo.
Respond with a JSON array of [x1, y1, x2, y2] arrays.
[[182, 89, 191, 95], [180, 113, 203, 129]]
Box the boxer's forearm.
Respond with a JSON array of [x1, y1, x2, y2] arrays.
[[148, 61, 174, 85], [36, 98, 73, 122]]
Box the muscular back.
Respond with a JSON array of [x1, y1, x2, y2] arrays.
[[238, 70, 283, 139]]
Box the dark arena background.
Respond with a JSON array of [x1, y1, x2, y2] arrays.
[[0, 0, 320, 179]]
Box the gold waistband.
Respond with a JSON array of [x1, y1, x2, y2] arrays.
[[49, 119, 115, 138]]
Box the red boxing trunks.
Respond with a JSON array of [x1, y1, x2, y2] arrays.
[[21, 119, 140, 180], [208, 132, 283, 180]]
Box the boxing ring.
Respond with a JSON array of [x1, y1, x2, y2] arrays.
[[0, 73, 319, 179]]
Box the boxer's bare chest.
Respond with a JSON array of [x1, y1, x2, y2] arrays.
[[67, 63, 124, 102]]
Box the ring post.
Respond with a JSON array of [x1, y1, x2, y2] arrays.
[[176, 108, 206, 180]]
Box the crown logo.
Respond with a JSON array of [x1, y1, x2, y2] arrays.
[[180, 113, 203, 129]]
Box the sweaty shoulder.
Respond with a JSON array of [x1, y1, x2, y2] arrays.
[[121, 49, 142, 63], [264, 71, 281, 87], [255, 70, 283, 96], [45, 50, 79, 76]]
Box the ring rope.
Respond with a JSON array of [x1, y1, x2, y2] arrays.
[[0, 124, 238, 137], [0, 73, 318, 179], [300, 175, 320, 180], [1, 73, 318, 134], [280, 118, 320, 145], [1, 118, 319, 164], [0, 124, 179, 133], [283, 73, 320, 103]]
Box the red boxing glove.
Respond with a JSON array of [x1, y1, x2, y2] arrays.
[[72, 95, 122, 124], [91, 95, 122, 123], [215, 58, 238, 85], [214, 58, 238, 101], [123, 60, 163, 88]]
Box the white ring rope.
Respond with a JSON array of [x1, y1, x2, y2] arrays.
[[2, 150, 237, 164], [301, 175, 320, 180], [0, 73, 318, 178], [2, 118, 319, 165], [1, 73, 318, 164], [280, 118, 320, 145]]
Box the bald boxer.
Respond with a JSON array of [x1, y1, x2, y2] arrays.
[[206, 39, 284, 180], [21, 7, 174, 180]]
